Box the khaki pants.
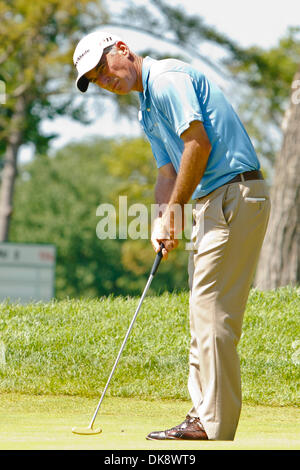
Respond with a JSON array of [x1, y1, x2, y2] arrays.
[[187, 180, 270, 440]]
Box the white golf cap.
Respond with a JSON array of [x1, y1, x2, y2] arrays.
[[73, 31, 122, 92]]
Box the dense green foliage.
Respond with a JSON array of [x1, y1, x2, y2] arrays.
[[228, 26, 300, 166], [10, 138, 189, 298], [0, 287, 299, 406]]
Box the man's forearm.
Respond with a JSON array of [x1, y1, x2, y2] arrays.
[[151, 121, 211, 254], [168, 140, 208, 208], [162, 139, 210, 238], [155, 172, 176, 211], [152, 173, 178, 256], [154, 141, 207, 211]]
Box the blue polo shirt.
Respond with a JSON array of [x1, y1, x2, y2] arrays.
[[138, 57, 260, 199]]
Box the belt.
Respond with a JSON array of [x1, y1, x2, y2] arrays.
[[196, 170, 264, 201], [225, 170, 264, 185]]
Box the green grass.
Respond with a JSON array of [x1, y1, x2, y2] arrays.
[[0, 287, 299, 406], [0, 394, 299, 450]]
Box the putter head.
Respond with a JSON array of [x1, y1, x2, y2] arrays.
[[72, 426, 102, 435]]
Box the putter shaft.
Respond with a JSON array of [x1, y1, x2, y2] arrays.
[[73, 246, 163, 435], [89, 273, 154, 429]]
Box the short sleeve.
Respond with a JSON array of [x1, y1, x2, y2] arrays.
[[151, 72, 203, 136]]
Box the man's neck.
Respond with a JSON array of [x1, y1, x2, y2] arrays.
[[133, 55, 144, 92]]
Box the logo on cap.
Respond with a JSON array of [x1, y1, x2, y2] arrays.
[[75, 49, 90, 67]]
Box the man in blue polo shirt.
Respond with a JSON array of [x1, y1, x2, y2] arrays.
[[73, 31, 270, 441]]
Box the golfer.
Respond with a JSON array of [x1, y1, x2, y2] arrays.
[[73, 31, 270, 440]]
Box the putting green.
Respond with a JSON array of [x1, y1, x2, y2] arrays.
[[0, 394, 299, 450]]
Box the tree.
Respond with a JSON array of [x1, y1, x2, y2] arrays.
[[9, 138, 125, 298], [0, 0, 108, 241], [227, 27, 300, 167], [254, 65, 300, 289], [10, 138, 190, 298], [225, 27, 300, 288]]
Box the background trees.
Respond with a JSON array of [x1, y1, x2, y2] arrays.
[[228, 27, 300, 288], [10, 138, 190, 297], [254, 64, 300, 289], [1, 1, 300, 296], [0, 0, 105, 241]]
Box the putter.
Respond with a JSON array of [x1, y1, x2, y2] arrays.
[[72, 244, 164, 435]]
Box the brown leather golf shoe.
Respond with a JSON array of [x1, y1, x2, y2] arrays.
[[146, 415, 208, 440]]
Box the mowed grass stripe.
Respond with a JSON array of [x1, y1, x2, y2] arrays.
[[0, 395, 299, 450]]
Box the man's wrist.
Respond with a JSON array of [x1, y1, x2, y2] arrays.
[[152, 216, 170, 240]]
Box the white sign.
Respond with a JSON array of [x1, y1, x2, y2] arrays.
[[0, 242, 56, 303]]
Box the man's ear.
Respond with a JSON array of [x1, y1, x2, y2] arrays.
[[116, 41, 129, 56]]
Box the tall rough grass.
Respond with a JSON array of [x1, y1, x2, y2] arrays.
[[0, 287, 299, 406]]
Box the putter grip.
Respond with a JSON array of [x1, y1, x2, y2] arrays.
[[150, 244, 164, 276]]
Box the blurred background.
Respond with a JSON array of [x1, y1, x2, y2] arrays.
[[0, 0, 299, 302]]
